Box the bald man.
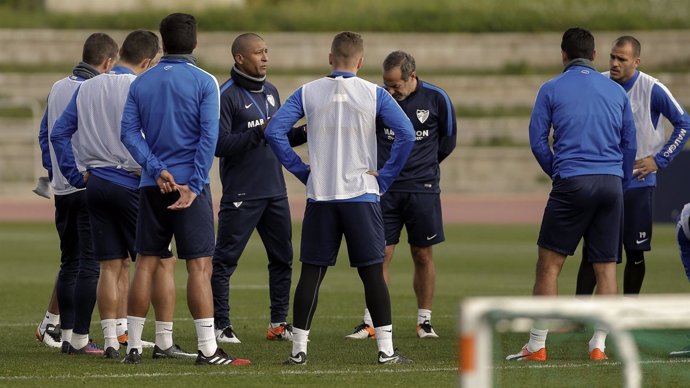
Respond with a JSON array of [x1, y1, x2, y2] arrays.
[[211, 33, 307, 344]]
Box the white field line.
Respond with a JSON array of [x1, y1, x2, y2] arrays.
[[0, 314, 458, 327], [0, 367, 457, 381], [2, 359, 690, 381]]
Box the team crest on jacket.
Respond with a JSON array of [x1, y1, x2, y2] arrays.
[[267, 94, 275, 107], [416, 109, 429, 124]]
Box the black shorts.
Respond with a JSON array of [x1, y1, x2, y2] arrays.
[[538, 175, 623, 262], [136, 185, 215, 260], [54, 190, 93, 264], [86, 175, 138, 261], [381, 191, 444, 247], [623, 186, 654, 252], [300, 201, 385, 267]]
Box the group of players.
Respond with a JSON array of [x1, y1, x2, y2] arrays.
[[506, 28, 690, 362], [33, 13, 457, 365]]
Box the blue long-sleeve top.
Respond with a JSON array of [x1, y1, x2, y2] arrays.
[[265, 71, 415, 200], [529, 62, 637, 187], [120, 57, 220, 195]]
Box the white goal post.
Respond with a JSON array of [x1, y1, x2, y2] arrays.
[[458, 294, 690, 388]]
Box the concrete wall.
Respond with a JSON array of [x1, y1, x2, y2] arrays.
[[45, 0, 245, 13]]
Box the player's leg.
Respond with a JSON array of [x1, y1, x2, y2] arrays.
[[509, 176, 592, 361], [53, 193, 80, 350], [36, 278, 62, 348], [583, 175, 624, 360], [68, 191, 101, 355], [670, 210, 690, 357], [256, 197, 294, 340], [211, 201, 261, 343], [344, 201, 412, 364], [285, 201, 339, 364], [346, 194, 401, 339], [175, 185, 249, 365], [622, 187, 654, 295], [405, 192, 444, 338], [123, 187, 171, 363]]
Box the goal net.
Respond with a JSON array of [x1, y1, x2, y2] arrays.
[[458, 294, 690, 388]]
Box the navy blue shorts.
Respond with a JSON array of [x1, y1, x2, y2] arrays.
[[86, 175, 138, 261], [381, 191, 444, 247], [136, 185, 215, 260], [623, 186, 654, 252], [300, 201, 385, 267], [538, 175, 623, 262]]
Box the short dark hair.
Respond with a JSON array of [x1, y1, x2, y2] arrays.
[[120, 30, 160, 64], [613, 35, 641, 57], [561, 27, 595, 61], [159, 13, 197, 55], [331, 31, 363, 62], [82, 32, 118, 66], [231, 32, 263, 58], [383, 50, 416, 81]]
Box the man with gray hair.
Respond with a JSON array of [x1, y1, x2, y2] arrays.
[[346, 50, 456, 340]]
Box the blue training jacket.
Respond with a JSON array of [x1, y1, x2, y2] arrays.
[[529, 62, 637, 187], [121, 57, 220, 195]]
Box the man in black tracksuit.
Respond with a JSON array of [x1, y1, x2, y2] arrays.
[[212, 33, 306, 343]]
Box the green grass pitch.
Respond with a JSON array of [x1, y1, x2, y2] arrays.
[[1, 221, 689, 387]]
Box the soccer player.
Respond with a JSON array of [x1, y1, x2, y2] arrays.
[[506, 27, 636, 361], [265, 31, 415, 365], [346, 50, 456, 340], [51, 30, 196, 360], [211, 33, 306, 344], [576, 35, 690, 296], [120, 13, 250, 365], [36, 32, 118, 355]]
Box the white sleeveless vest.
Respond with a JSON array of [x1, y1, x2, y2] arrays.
[[301, 76, 380, 200]]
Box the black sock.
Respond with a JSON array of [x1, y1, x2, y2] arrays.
[[624, 250, 645, 295], [357, 264, 391, 327], [576, 250, 597, 295], [292, 263, 327, 330]]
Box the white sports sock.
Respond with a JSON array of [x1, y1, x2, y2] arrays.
[[418, 309, 432, 325], [40, 311, 60, 332], [116, 318, 128, 337], [363, 308, 373, 327], [291, 327, 309, 355], [127, 315, 146, 354], [270, 321, 287, 329], [527, 327, 548, 352], [101, 319, 118, 350], [375, 325, 394, 356], [155, 321, 174, 350], [61, 328, 73, 344], [194, 318, 217, 357], [71, 333, 89, 350], [589, 327, 608, 352]]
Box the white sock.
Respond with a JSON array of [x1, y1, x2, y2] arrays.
[[363, 308, 373, 327], [589, 327, 608, 352], [61, 328, 73, 344], [116, 318, 128, 337], [194, 318, 217, 357], [40, 311, 60, 332], [155, 321, 174, 350], [270, 321, 287, 328], [127, 315, 146, 354], [71, 333, 89, 350], [291, 327, 309, 355], [418, 309, 432, 325], [527, 327, 548, 352], [375, 325, 394, 356], [101, 319, 118, 350]]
